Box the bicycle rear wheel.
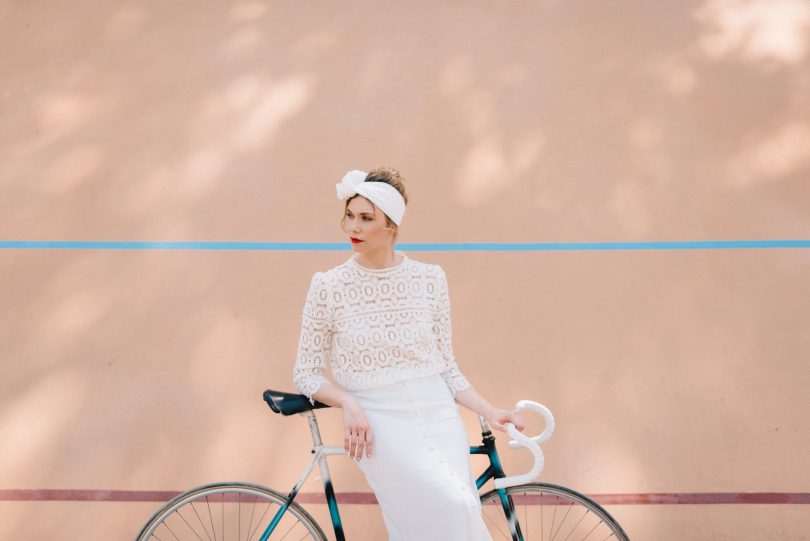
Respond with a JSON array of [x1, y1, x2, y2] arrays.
[[135, 482, 327, 541], [479, 483, 629, 541]]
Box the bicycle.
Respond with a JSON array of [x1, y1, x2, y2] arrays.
[[136, 388, 629, 541]]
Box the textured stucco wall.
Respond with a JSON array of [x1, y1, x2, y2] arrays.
[[1, 1, 809, 539]]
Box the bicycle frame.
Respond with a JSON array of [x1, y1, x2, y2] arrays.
[[257, 410, 527, 541], [470, 415, 526, 541], [259, 411, 346, 541]]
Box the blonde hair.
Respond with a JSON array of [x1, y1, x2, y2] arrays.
[[340, 167, 408, 241]]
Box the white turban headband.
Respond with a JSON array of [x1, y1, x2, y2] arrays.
[[336, 169, 406, 226]]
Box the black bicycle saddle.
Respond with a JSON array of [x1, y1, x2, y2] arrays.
[[263, 389, 331, 416]]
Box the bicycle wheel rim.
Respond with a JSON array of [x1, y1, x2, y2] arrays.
[[480, 482, 629, 541], [136, 482, 327, 541]]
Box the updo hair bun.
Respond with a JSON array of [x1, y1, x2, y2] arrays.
[[365, 167, 408, 205]]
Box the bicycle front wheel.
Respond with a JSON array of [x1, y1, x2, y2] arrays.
[[135, 482, 327, 541], [480, 483, 629, 541]]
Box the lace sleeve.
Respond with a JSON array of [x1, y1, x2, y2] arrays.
[[433, 266, 472, 396], [293, 272, 333, 405]]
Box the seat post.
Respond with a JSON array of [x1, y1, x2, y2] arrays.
[[301, 410, 347, 541], [479, 414, 492, 434], [301, 410, 325, 447]]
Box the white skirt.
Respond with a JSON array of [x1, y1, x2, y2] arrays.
[[350, 374, 493, 541]]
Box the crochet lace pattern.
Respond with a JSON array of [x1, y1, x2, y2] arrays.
[[293, 250, 472, 404]]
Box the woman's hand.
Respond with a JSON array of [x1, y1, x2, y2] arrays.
[[341, 395, 373, 461], [452, 387, 527, 433], [486, 407, 526, 433]]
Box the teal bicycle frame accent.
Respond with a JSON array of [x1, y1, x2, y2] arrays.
[[471, 426, 525, 541], [258, 412, 348, 541], [256, 411, 526, 541]]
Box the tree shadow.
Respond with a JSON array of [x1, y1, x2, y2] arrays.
[[1, 1, 809, 539]]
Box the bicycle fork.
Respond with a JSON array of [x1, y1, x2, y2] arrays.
[[259, 411, 347, 541]]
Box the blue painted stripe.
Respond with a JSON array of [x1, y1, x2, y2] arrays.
[[0, 240, 809, 251], [0, 241, 347, 251], [402, 240, 810, 251]]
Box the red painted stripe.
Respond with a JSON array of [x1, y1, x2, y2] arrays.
[[0, 489, 182, 502], [593, 492, 810, 505], [1, 489, 809, 505], [296, 492, 379, 504]]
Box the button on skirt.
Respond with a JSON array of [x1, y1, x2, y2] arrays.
[[350, 374, 493, 541]]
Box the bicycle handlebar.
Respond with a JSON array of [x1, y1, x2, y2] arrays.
[[507, 400, 555, 448], [493, 400, 555, 489]]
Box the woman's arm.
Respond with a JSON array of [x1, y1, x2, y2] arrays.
[[293, 273, 333, 404], [431, 267, 474, 394], [430, 267, 525, 432], [292, 272, 372, 461], [454, 386, 526, 432]]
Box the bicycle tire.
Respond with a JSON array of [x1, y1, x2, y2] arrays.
[[135, 481, 328, 541], [479, 482, 629, 541]]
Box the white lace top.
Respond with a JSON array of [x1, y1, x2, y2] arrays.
[[293, 250, 472, 404]]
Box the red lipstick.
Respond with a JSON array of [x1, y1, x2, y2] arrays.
[[351, 238, 363, 244]]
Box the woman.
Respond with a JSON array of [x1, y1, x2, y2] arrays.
[[293, 167, 525, 540]]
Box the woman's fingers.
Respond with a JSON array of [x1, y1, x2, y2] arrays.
[[352, 431, 363, 460], [342, 401, 373, 460], [364, 432, 373, 458], [504, 415, 524, 432], [489, 409, 527, 432], [510, 410, 526, 431], [353, 430, 369, 461], [344, 428, 373, 461], [345, 430, 358, 456]]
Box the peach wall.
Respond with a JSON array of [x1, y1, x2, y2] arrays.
[[1, 1, 809, 539]]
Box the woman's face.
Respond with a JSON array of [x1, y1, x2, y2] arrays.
[[343, 196, 395, 252]]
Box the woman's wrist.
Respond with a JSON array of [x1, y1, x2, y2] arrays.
[[482, 405, 502, 421], [339, 394, 359, 408]]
